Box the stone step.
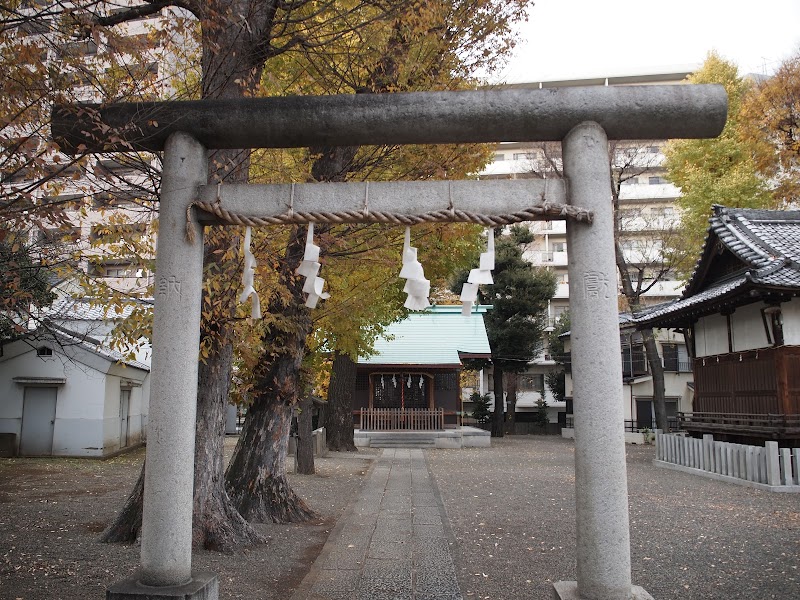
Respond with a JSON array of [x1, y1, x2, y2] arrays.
[[370, 441, 436, 448], [368, 435, 439, 448]]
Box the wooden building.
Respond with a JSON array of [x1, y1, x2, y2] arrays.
[[355, 305, 492, 430], [638, 206, 800, 444]]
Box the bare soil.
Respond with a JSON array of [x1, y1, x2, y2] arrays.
[[0, 439, 379, 600]]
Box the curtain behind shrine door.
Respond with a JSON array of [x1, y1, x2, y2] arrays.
[[371, 373, 429, 409]]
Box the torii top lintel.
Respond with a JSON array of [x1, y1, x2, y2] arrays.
[[52, 85, 727, 154]]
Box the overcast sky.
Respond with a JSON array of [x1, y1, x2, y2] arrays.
[[494, 0, 800, 83]]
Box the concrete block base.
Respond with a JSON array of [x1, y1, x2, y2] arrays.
[[460, 426, 491, 447], [552, 581, 654, 600], [107, 572, 219, 600]]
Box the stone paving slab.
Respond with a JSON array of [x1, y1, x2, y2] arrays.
[[291, 449, 463, 600]]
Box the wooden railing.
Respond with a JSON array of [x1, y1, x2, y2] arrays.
[[679, 412, 800, 438], [359, 408, 444, 431]]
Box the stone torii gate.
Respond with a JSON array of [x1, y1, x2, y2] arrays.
[[53, 85, 726, 600]]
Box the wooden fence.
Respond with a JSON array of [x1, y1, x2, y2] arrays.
[[359, 408, 444, 431], [656, 433, 800, 490]]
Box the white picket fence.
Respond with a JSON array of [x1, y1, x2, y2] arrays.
[[655, 433, 800, 491]]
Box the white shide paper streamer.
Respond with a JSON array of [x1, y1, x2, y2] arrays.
[[399, 226, 430, 311], [239, 226, 262, 320], [461, 228, 494, 315], [296, 223, 330, 309]]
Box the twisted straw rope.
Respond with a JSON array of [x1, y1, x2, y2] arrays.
[[187, 199, 593, 241]]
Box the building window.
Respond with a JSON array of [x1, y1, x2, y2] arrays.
[[648, 176, 668, 185], [434, 372, 458, 390], [38, 226, 81, 244], [494, 153, 505, 161], [518, 374, 544, 392], [41, 194, 84, 210], [93, 190, 145, 208], [90, 222, 147, 243], [58, 39, 98, 58], [37, 346, 53, 357], [622, 343, 648, 378], [650, 207, 674, 217], [513, 152, 528, 160], [355, 374, 369, 391], [90, 262, 139, 278]]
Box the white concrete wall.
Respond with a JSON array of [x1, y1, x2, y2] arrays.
[[0, 342, 148, 457], [694, 313, 730, 357], [781, 298, 800, 345], [694, 298, 800, 357], [100, 376, 147, 453], [731, 303, 771, 352]]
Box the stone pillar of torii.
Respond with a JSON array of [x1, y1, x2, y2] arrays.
[[53, 84, 726, 600]]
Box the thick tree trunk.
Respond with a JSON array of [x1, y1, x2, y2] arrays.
[[100, 460, 144, 543], [641, 328, 668, 431], [225, 225, 316, 523], [505, 373, 518, 434], [326, 351, 358, 452], [226, 391, 316, 522], [491, 366, 505, 438], [296, 396, 315, 475], [193, 339, 264, 550]]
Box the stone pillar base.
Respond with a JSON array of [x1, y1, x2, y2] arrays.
[[107, 572, 218, 600], [552, 581, 654, 600]]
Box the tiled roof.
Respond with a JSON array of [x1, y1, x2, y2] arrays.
[[638, 205, 800, 326], [684, 205, 800, 294], [45, 297, 153, 321], [359, 305, 492, 367]]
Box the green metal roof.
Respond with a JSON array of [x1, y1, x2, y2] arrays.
[[359, 305, 492, 367]]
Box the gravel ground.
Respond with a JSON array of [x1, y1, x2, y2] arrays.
[[425, 436, 800, 600], [0, 439, 379, 600], [2, 436, 798, 600]]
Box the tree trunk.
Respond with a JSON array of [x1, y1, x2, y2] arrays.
[[193, 339, 264, 550], [100, 460, 144, 543], [326, 351, 358, 452], [295, 396, 315, 475], [615, 239, 669, 433], [491, 366, 505, 438], [504, 372, 518, 434], [225, 225, 316, 523], [641, 328, 668, 431], [226, 391, 316, 522]]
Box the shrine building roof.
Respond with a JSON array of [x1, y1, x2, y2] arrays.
[[358, 305, 492, 368]]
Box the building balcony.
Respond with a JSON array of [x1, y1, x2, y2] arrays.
[[530, 221, 567, 235], [639, 279, 684, 298], [528, 250, 568, 266], [553, 283, 570, 299], [619, 182, 680, 201]]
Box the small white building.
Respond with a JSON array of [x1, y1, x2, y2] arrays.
[[0, 328, 150, 457]]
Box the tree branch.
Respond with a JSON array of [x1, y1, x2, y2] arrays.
[[90, 0, 200, 29]]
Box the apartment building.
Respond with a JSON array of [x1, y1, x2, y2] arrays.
[[474, 69, 696, 426], [4, 2, 185, 298]]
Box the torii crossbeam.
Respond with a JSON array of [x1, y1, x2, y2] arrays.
[[53, 84, 727, 600]]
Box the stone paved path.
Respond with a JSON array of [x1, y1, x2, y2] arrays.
[[292, 448, 463, 600]]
